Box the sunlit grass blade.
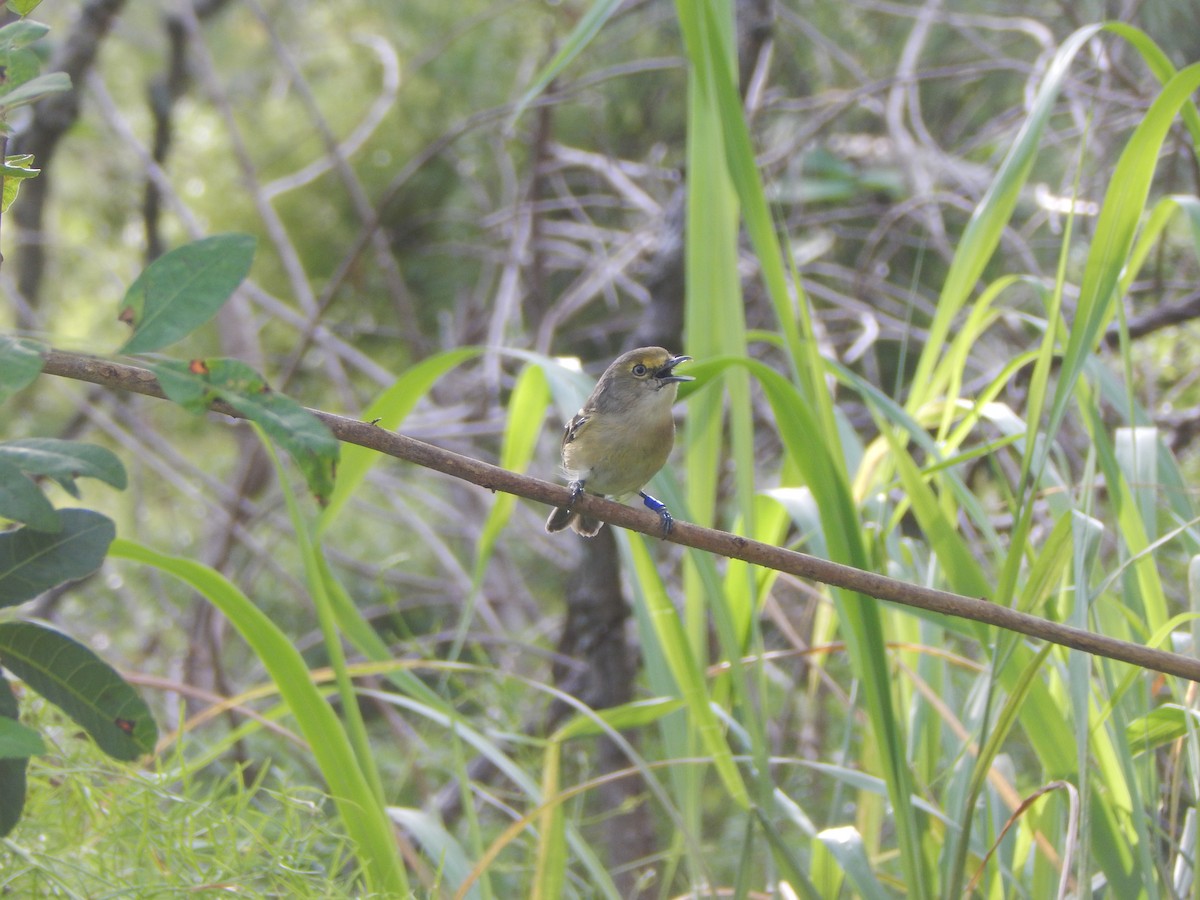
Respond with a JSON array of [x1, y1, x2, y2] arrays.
[[1045, 63, 1200, 453], [945, 644, 1052, 897], [670, 2, 757, 884], [1082, 400, 1169, 638], [626, 534, 750, 809], [720, 353, 927, 892], [531, 741, 566, 900], [879, 425, 990, 600], [446, 362, 550, 665], [108, 538, 409, 896], [508, 0, 623, 126], [1104, 22, 1200, 146], [908, 24, 1103, 407], [318, 347, 481, 535], [265, 429, 387, 811]]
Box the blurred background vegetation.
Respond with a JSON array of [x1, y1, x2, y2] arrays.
[[3, 0, 1200, 896]]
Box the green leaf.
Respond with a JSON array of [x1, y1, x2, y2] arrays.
[[319, 347, 480, 534], [152, 359, 338, 502], [0, 335, 44, 401], [626, 535, 750, 809], [552, 697, 685, 741], [0, 716, 45, 759], [109, 538, 409, 894], [1126, 705, 1192, 756], [0, 20, 48, 51], [0, 673, 28, 838], [119, 234, 256, 354], [0, 621, 156, 760], [0, 508, 114, 607], [0, 71, 70, 113], [0, 438, 128, 497], [0, 154, 39, 212], [0, 46, 40, 93], [152, 358, 224, 413], [816, 826, 892, 900], [6, 0, 43, 15], [909, 24, 1104, 408], [449, 362, 550, 665], [509, 0, 623, 125], [0, 457, 59, 532], [1045, 63, 1200, 461], [4, 156, 43, 176]]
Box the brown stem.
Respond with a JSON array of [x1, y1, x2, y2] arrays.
[[37, 346, 1200, 684]]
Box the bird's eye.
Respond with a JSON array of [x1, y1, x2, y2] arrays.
[[632, 364, 648, 377]]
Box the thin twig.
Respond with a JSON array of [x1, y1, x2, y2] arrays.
[[37, 347, 1200, 684]]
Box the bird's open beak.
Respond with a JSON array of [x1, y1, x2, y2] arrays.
[[655, 355, 694, 383]]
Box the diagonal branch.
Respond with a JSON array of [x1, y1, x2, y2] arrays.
[[37, 347, 1200, 684]]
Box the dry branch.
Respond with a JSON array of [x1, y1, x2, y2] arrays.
[[38, 347, 1200, 684]]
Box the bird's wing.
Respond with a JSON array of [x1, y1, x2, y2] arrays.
[[562, 411, 590, 447]]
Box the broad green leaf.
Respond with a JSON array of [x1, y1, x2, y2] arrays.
[[0, 715, 45, 759], [0, 71, 70, 112], [0, 620, 157, 760], [1, 154, 37, 173], [442, 360, 549, 669], [0, 20, 48, 50], [0, 508, 114, 606], [730, 356, 924, 892], [759, 811, 822, 900], [153, 356, 270, 414], [0, 673, 28, 838], [0, 438, 127, 497], [0, 335, 44, 400], [0, 457, 59, 532], [119, 233, 256, 354], [6, 0, 43, 15], [0, 47, 39, 95], [152, 358, 338, 502]]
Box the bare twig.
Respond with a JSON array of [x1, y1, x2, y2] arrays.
[[1106, 287, 1200, 346], [37, 346, 1200, 684]]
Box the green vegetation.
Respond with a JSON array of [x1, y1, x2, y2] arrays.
[[2, 0, 1200, 897]]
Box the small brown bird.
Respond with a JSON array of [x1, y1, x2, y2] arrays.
[[545, 347, 693, 537]]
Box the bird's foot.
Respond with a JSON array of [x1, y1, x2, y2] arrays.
[[639, 491, 675, 537], [568, 481, 584, 508]]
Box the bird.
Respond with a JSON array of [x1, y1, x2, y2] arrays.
[[545, 346, 693, 537]]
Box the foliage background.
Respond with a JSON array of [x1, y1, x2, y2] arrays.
[[2, 0, 1200, 896]]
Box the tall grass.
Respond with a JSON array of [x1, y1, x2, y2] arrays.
[[12, 6, 1200, 899], [503, 10, 1200, 899]]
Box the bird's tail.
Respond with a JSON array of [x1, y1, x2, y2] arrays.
[[545, 506, 603, 537]]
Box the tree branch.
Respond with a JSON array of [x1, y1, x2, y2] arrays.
[[37, 347, 1200, 683]]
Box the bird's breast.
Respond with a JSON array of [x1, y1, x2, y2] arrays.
[[561, 395, 677, 497]]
